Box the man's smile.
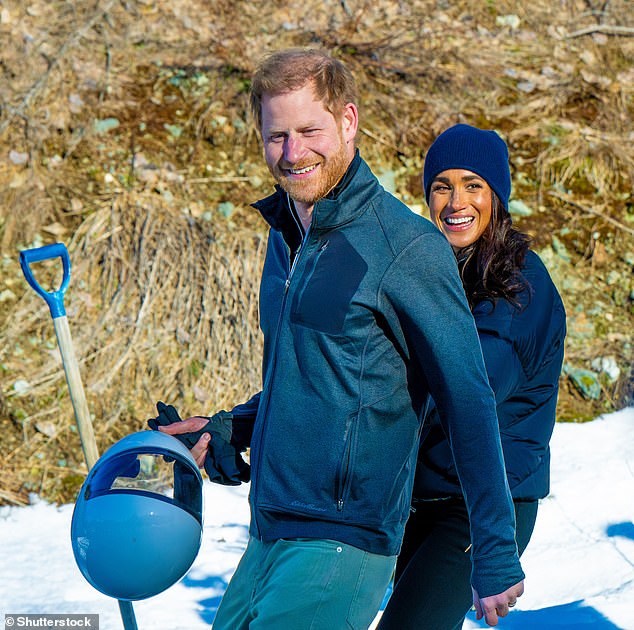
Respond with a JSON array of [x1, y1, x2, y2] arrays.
[[287, 164, 319, 176]]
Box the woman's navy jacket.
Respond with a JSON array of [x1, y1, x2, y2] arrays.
[[414, 250, 567, 501]]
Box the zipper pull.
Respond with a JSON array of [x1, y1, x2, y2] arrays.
[[337, 499, 344, 511], [284, 278, 291, 293]]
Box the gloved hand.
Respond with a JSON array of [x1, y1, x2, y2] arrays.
[[148, 401, 201, 450], [203, 410, 251, 486], [148, 401, 250, 486]]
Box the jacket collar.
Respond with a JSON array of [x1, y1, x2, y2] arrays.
[[253, 151, 380, 246]]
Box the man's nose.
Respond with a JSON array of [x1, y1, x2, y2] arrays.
[[283, 134, 305, 164]]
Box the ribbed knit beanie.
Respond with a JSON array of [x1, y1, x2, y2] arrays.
[[423, 124, 511, 210]]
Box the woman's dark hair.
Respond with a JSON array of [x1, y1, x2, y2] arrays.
[[457, 193, 531, 310]]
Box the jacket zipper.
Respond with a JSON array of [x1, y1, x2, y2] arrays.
[[285, 243, 302, 293], [336, 414, 357, 512], [284, 202, 309, 293], [252, 198, 308, 538]]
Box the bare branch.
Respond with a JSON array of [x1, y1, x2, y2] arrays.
[[549, 192, 634, 237], [565, 24, 634, 38]]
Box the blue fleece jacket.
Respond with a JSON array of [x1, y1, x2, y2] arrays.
[[414, 250, 567, 501], [231, 154, 524, 597]]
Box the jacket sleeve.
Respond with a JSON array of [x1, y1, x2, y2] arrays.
[[381, 230, 524, 597], [227, 391, 260, 449]]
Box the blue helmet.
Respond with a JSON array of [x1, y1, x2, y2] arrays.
[[71, 430, 203, 601]]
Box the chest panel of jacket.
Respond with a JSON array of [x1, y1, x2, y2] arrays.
[[290, 232, 368, 335]]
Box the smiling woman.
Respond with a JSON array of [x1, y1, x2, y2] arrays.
[[423, 124, 531, 310], [428, 170, 493, 251], [378, 124, 567, 630]]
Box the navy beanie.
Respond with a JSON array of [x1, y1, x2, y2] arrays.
[[423, 124, 511, 210]]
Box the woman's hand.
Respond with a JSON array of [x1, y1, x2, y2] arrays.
[[472, 580, 524, 626]]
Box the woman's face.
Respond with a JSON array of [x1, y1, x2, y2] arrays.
[[428, 169, 493, 252]]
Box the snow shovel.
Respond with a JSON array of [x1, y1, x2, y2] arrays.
[[20, 242, 138, 630]]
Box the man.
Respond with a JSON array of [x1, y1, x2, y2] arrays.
[[155, 48, 524, 629]]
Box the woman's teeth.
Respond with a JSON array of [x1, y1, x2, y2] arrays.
[[445, 216, 474, 225]]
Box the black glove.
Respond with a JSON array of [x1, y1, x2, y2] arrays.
[[148, 401, 201, 450], [203, 410, 251, 486], [148, 401, 250, 486]]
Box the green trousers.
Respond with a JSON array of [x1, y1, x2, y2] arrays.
[[212, 536, 396, 630]]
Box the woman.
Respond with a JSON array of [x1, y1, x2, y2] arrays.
[[378, 124, 566, 629]]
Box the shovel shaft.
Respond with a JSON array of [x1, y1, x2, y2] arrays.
[[118, 601, 138, 630], [21, 242, 137, 630], [53, 316, 99, 469]]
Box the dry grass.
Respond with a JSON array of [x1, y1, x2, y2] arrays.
[[0, 0, 632, 503], [2, 196, 265, 503]]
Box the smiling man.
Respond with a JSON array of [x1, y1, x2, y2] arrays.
[[157, 48, 525, 629], [260, 83, 355, 227]]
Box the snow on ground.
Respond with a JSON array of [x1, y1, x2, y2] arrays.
[[1, 407, 633, 630]]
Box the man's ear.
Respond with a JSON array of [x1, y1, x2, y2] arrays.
[[341, 102, 359, 144]]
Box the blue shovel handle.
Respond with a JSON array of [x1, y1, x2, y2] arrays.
[[19, 242, 71, 319]]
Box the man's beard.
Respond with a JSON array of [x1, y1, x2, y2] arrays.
[[270, 138, 350, 205]]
